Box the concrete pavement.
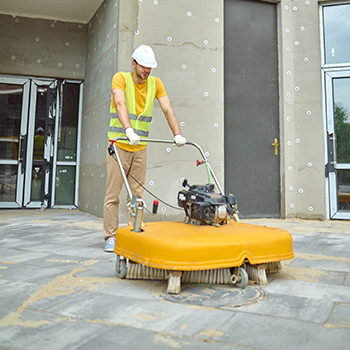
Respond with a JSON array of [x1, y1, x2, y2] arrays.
[[0, 209, 349, 349]]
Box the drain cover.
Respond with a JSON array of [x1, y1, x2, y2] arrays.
[[152, 283, 268, 308]]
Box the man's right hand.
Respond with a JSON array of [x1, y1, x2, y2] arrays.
[[125, 128, 141, 145]]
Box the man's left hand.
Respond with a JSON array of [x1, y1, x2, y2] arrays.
[[174, 134, 186, 147]]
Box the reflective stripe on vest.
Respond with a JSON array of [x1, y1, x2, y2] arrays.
[[108, 73, 156, 145]]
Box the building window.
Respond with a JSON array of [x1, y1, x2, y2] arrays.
[[323, 3, 350, 65]]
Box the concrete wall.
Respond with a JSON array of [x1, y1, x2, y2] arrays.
[[116, 0, 329, 221], [78, 0, 119, 217], [279, 0, 326, 219], [0, 14, 86, 79], [82, 0, 330, 222], [117, 0, 224, 223]]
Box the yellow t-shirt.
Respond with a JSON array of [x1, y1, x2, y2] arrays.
[[111, 72, 167, 152]]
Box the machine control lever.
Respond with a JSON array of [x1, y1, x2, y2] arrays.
[[152, 200, 159, 214]]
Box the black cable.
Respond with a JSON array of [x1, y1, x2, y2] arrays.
[[112, 153, 182, 211]]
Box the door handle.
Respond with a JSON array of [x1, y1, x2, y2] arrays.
[[329, 133, 337, 166], [272, 138, 279, 156], [18, 134, 23, 162], [18, 134, 27, 174]]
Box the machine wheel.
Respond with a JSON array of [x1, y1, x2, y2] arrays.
[[236, 268, 248, 289], [116, 256, 127, 279]]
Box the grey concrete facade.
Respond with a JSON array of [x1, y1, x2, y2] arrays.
[[280, 0, 326, 220], [115, 0, 225, 223], [78, 0, 119, 216], [0, 0, 348, 221], [0, 14, 87, 80]]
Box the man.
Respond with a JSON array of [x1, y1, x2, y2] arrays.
[[33, 127, 45, 160], [103, 44, 186, 252]]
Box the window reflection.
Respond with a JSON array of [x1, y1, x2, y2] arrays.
[[337, 170, 350, 211], [57, 83, 79, 162], [31, 86, 47, 203], [334, 78, 350, 164], [55, 82, 80, 206], [0, 84, 23, 160], [0, 83, 22, 203], [324, 4, 350, 64], [0, 165, 17, 202], [55, 165, 75, 205]]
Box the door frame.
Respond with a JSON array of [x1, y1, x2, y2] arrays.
[[323, 68, 350, 219], [24, 78, 58, 208], [0, 75, 30, 208], [52, 80, 83, 209]]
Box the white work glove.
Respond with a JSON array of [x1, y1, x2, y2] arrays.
[[174, 134, 186, 147], [125, 128, 140, 145]]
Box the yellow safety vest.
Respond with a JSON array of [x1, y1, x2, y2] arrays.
[[108, 73, 156, 145], [33, 135, 44, 159]]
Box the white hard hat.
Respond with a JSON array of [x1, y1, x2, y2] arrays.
[[36, 127, 44, 133], [131, 45, 157, 68]]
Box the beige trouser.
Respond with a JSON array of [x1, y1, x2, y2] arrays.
[[103, 146, 147, 241]]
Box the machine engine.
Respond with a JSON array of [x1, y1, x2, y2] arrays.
[[177, 179, 237, 226]]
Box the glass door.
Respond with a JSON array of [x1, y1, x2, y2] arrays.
[[322, 3, 350, 219], [53, 81, 82, 208], [0, 76, 82, 209], [24, 79, 58, 208], [0, 76, 30, 208], [325, 70, 350, 219]]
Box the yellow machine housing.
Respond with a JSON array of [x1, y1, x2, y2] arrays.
[[114, 220, 294, 271]]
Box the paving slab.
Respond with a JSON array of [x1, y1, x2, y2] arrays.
[[93, 278, 165, 300], [265, 279, 350, 303], [28, 291, 88, 312], [1, 226, 51, 237], [214, 312, 350, 350], [44, 291, 236, 339], [0, 263, 70, 283], [327, 303, 350, 328], [1, 232, 97, 246], [15, 254, 106, 271], [0, 306, 112, 350], [0, 277, 88, 312], [344, 273, 350, 286], [76, 325, 254, 350], [289, 256, 350, 275], [288, 233, 320, 250], [13, 242, 108, 260], [0, 279, 44, 308], [228, 293, 335, 323], [0, 248, 51, 264]]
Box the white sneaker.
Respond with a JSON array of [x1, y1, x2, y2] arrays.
[[104, 237, 116, 252]]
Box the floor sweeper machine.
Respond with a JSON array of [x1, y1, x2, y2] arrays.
[[110, 138, 294, 294]]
